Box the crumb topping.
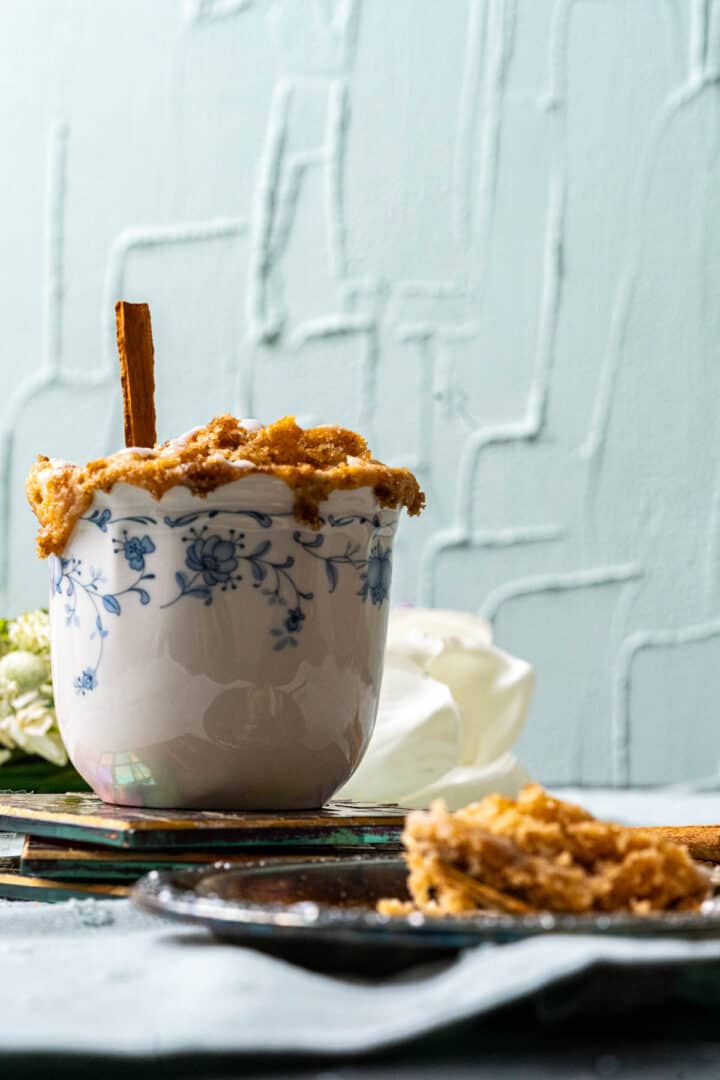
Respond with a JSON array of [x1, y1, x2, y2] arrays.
[[27, 415, 425, 558], [378, 785, 710, 917]]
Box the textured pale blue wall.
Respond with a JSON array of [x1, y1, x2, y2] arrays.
[[2, 0, 720, 785]]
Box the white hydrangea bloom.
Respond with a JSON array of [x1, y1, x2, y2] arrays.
[[0, 674, 19, 723], [0, 679, 19, 751], [8, 609, 51, 656], [0, 650, 51, 692], [0, 688, 67, 767], [0, 609, 67, 769], [0, 619, 66, 764]]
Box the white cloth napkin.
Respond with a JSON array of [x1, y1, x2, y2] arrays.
[[2, 892, 720, 1059], [338, 609, 534, 809]]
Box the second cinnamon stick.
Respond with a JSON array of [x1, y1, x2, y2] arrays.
[[638, 825, 720, 863]]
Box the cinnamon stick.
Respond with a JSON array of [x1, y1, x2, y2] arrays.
[[115, 300, 157, 448], [638, 825, 720, 863]]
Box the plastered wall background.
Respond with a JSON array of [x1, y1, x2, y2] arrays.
[[2, 0, 720, 785]]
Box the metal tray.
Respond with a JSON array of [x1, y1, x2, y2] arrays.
[[132, 856, 720, 974]]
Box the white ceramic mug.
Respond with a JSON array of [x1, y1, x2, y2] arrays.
[[49, 475, 398, 808]]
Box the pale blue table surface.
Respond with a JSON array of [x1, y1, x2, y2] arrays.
[[3, 788, 720, 1078]]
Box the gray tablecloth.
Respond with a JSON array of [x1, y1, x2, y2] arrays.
[[1, 788, 720, 1062]]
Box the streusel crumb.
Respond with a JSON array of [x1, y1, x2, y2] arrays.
[[27, 415, 425, 557], [378, 785, 710, 917]]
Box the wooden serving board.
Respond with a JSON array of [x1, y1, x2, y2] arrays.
[[21, 836, 364, 883], [0, 793, 407, 850]]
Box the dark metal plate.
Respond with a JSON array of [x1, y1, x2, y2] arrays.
[[131, 857, 720, 974]]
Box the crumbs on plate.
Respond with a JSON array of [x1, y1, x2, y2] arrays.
[[378, 785, 711, 917]]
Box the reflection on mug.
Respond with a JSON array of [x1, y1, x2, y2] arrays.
[[101, 750, 155, 789], [78, 747, 156, 805]]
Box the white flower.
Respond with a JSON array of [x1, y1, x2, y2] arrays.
[[0, 688, 66, 767], [338, 608, 534, 810], [0, 650, 51, 692], [8, 609, 51, 656], [0, 674, 18, 723], [0, 608, 66, 770]]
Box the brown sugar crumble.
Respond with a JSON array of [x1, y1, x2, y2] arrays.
[[378, 785, 711, 918], [27, 415, 425, 558]]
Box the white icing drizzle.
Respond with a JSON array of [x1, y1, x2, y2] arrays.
[[206, 454, 255, 469], [224, 458, 255, 469], [32, 458, 71, 489], [161, 426, 204, 453], [117, 447, 156, 458]]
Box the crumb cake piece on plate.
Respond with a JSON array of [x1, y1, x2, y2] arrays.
[[379, 785, 710, 917]]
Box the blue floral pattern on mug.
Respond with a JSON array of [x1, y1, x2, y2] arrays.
[[83, 508, 157, 533], [74, 667, 98, 695], [360, 544, 393, 605], [284, 607, 305, 634], [56, 507, 394, 685], [186, 535, 238, 585], [163, 525, 315, 650], [51, 543, 156, 694], [114, 531, 156, 572], [162, 519, 392, 649]]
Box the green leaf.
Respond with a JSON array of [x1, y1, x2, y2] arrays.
[[0, 618, 11, 658], [0, 757, 90, 793]]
